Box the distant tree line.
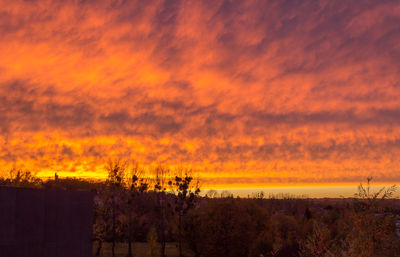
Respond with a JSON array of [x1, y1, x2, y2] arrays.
[[1, 167, 400, 257]]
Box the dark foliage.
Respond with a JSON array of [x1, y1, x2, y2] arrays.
[[2, 170, 400, 257]]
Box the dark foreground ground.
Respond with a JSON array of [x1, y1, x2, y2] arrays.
[[3, 172, 400, 257], [92, 242, 193, 257]]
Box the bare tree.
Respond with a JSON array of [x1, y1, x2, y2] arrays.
[[153, 165, 170, 257], [170, 168, 200, 257], [124, 162, 148, 257], [2, 169, 42, 187], [354, 177, 396, 211], [105, 159, 127, 257]]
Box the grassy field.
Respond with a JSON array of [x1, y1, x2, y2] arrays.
[[93, 242, 194, 257]]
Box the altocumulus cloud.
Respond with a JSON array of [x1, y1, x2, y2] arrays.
[[0, 0, 400, 184]]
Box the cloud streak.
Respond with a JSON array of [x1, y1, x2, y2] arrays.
[[1, 0, 400, 186]]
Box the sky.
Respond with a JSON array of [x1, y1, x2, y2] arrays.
[[1, 0, 400, 191]]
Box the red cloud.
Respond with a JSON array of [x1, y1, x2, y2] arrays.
[[1, 0, 400, 187]]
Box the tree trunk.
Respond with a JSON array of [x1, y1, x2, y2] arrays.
[[160, 194, 166, 257], [95, 240, 102, 257], [112, 198, 116, 257], [127, 238, 132, 257], [161, 240, 166, 257], [160, 213, 166, 257], [178, 212, 183, 257], [112, 240, 116, 257], [127, 214, 133, 257]]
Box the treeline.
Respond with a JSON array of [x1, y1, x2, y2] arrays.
[[0, 162, 200, 257], [1, 167, 400, 257]]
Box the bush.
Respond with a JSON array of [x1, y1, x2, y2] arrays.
[[184, 198, 269, 257]]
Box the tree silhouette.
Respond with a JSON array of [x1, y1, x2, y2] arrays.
[[105, 159, 127, 257], [170, 170, 200, 257], [153, 165, 170, 257], [1, 169, 42, 187], [123, 163, 149, 257]]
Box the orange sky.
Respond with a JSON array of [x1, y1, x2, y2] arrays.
[[1, 0, 400, 190]]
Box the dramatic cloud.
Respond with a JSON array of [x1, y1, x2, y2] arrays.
[[1, 0, 400, 187]]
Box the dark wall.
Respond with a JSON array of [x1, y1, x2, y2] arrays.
[[0, 186, 93, 257]]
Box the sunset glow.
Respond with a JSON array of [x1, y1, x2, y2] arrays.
[[1, 0, 400, 192]]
